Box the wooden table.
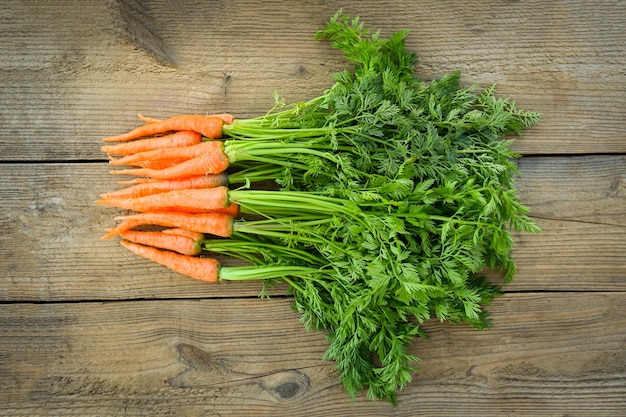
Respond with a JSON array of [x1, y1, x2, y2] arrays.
[[1, 1, 624, 416]]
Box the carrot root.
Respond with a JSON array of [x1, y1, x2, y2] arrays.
[[109, 146, 230, 179], [101, 211, 234, 240], [102, 115, 229, 142], [120, 240, 220, 282], [100, 174, 228, 199], [101, 131, 202, 155], [138, 113, 235, 125], [117, 178, 155, 185], [161, 227, 205, 242], [108, 141, 218, 167], [96, 186, 230, 213], [120, 229, 202, 256]]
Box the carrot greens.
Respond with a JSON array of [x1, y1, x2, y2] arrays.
[[98, 10, 541, 405]]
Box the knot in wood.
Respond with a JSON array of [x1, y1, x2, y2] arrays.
[[262, 369, 309, 402]]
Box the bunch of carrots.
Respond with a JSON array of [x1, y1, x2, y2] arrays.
[[98, 113, 330, 284], [97, 11, 542, 404], [99, 114, 244, 282]]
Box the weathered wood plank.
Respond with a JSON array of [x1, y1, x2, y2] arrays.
[[517, 155, 626, 227], [0, 293, 623, 416], [502, 155, 626, 291], [1, 155, 624, 301], [0, 0, 623, 160]]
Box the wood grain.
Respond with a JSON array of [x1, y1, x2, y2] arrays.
[[517, 155, 626, 227], [0, 0, 624, 161], [0, 293, 623, 416]]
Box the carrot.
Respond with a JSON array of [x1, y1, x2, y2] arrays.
[[101, 131, 202, 155], [108, 141, 218, 167], [138, 113, 235, 125], [156, 202, 240, 216], [161, 227, 205, 242], [101, 202, 239, 215], [120, 229, 202, 255], [96, 186, 230, 213], [101, 211, 234, 240], [137, 114, 161, 124], [117, 178, 154, 185], [109, 144, 230, 179], [120, 240, 220, 282], [100, 174, 228, 199], [131, 160, 180, 170], [102, 115, 231, 142]]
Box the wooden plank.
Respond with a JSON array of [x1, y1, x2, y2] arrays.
[[1, 155, 624, 301], [503, 155, 626, 291], [517, 155, 626, 227], [0, 0, 624, 160], [0, 293, 624, 416]]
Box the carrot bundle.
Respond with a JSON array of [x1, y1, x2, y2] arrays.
[[94, 11, 543, 405], [98, 113, 242, 280]]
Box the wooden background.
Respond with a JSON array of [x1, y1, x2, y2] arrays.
[[1, 1, 624, 415]]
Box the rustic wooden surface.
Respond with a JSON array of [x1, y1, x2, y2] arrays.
[[0, 1, 624, 416]]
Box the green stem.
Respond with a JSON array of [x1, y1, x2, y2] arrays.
[[225, 97, 326, 129], [231, 191, 363, 221], [232, 223, 329, 245], [224, 140, 352, 168], [227, 164, 285, 184], [235, 216, 336, 230], [224, 125, 330, 140], [203, 234, 327, 265], [219, 265, 323, 281]]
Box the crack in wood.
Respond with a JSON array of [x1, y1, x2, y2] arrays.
[[531, 215, 626, 229], [117, 0, 177, 67]]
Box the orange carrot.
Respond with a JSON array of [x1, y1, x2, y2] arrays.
[[108, 141, 218, 167], [161, 227, 205, 242], [96, 186, 230, 213], [120, 240, 220, 282], [149, 203, 239, 216], [137, 114, 161, 124], [101, 211, 234, 239], [138, 113, 235, 125], [109, 144, 230, 179], [100, 174, 228, 199], [131, 160, 180, 170], [101, 131, 202, 156], [117, 178, 154, 185], [100, 202, 239, 215], [211, 202, 240, 217], [102, 115, 231, 142], [120, 229, 202, 255]]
